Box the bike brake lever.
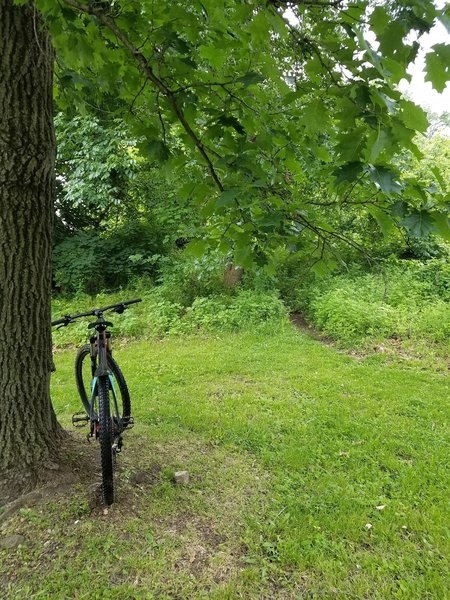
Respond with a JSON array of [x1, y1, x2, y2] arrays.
[[57, 317, 73, 330]]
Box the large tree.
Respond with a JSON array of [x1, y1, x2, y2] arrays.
[[1, 0, 449, 500], [0, 0, 63, 502]]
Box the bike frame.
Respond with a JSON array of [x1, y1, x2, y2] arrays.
[[88, 315, 122, 440]]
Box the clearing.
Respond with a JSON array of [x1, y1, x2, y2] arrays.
[[1, 327, 449, 598]]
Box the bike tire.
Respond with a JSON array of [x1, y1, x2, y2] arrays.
[[75, 344, 131, 419], [98, 376, 114, 505]]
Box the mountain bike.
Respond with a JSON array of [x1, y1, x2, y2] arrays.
[[52, 298, 142, 505]]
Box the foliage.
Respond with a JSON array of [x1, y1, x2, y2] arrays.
[[55, 113, 137, 235], [33, 0, 450, 267], [155, 252, 232, 306], [54, 113, 203, 294], [296, 260, 450, 346], [53, 220, 165, 294], [51, 286, 287, 347]]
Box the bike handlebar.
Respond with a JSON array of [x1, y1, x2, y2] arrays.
[[51, 298, 142, 327]]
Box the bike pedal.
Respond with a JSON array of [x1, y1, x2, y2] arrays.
[[72, 412, 89, 428]]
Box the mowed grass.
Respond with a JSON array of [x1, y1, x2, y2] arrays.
[[1, 327, 449, 598]]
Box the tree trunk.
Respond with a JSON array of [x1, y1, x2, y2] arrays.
[[0, 0, 64, 502]]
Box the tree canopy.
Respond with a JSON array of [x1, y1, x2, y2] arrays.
[[28, 0, 450, 269], [23, 0, 450, 269]]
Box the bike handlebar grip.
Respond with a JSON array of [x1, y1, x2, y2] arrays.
[[51, 316, 68, 326], [123, 298, 142, 305]]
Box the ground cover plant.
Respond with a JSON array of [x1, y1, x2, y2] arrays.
[[274, 257, 450, 362], [1, 324, 449, 598], [1, 3, 449, 596], [51, 285, 288, 347]]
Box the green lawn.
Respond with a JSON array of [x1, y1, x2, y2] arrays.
[[1, 327, 449, 598]]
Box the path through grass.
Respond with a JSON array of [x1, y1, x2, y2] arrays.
[[1, 327, 449, 598]]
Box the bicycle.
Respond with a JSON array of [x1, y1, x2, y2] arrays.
[[52, 298, 142, 505]]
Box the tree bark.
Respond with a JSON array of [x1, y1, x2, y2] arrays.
[[0, 0, 64, 502]]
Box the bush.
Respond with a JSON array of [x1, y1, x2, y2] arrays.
[[300, 261, 450, 346], [179, 290, 288, 334], [51, 287, 287, 347], [156, 252, 231, 307], [53, 220, 164, 294], [311, 290, 397, 344]]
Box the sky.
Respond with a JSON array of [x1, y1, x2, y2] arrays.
[[399, 19, 450, 115], [285, 5, 450, 116]]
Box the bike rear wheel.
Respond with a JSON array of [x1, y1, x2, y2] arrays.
[[98, 376, 114, 505]]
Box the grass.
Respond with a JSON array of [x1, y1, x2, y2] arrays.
[[1, 326, 449, 598]]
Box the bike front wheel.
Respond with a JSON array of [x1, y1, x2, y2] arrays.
[[75, 344, 131, 422]]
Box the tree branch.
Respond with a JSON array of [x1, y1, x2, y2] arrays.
[[62, 0, 224, 192]]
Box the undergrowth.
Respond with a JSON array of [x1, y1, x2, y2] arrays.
[[280, 258, 450, 351], [52, 253, 449, 358], [52, 286, 288, 347]]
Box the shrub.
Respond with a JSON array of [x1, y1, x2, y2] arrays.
[[51, 287, 287, 347], [178, 290, 288, 333], [156, 252, 231, 307], [300, 262, 450, 346], [53, 220, 164, 294]]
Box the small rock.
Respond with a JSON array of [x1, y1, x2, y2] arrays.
[[131, 471, 154, 486], [44, 461, 60, 471], [365, 523, 373, 530], [0, 535, 25, 549], [376, 505, 386, 511], [174, 471, 189, 485], [86, 483, 102, 509]]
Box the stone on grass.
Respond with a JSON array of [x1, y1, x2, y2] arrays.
[[131, 471, 154, 486], [174, 471, 189, 485], [0, 535, 25, 549]]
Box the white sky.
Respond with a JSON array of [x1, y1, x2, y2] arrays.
[[285, 5, 450, 116], [399, 20, 450, 115]]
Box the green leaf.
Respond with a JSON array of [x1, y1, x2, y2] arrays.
[[367, 206, 396, 237], [186, 238, 208, 257], [425, 43, 450, 93], [399, 100, 429, 133], [333, 162, 364, 185], [236, 72, 265, 87], [370, 6, 389, 36], [368, 129, 392, 163], [378, 21, 406, 59], [216, 189, 238, 208], [234, 243, 254, 269], [198, 45, 225, 69], [430, 166, 446, 190], [401, 210, 435, 237], [431, 212, 450, 242], [336, 128, 367, 163], [370, 166, 402, 195], [301, 99, 329, 134]]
